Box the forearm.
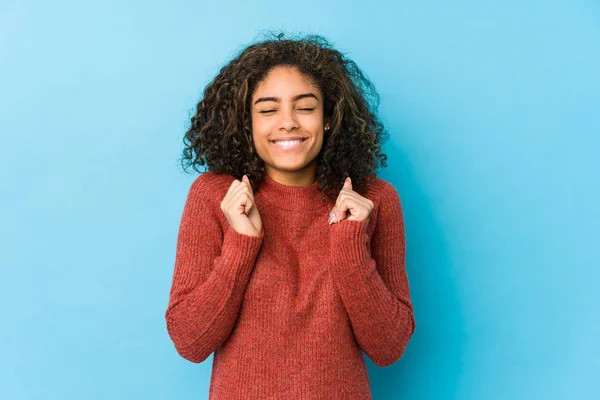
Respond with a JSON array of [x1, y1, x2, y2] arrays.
[[165, 227, 264, 363], [329, 219, 415, 367]]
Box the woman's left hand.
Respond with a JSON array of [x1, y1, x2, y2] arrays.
[[328, 177, 374, 224]]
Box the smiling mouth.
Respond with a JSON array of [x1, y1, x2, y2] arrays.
[[269, 138, 308, 151]]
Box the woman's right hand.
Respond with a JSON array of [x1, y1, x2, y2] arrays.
[[220, 175, 263, 237]]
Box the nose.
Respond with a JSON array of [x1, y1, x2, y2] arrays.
[[278, 106, 299, 131]]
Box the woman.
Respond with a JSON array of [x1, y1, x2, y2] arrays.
[[165, 33, 416, 399]]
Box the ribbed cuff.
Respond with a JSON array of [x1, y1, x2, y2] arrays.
[[329, 219, 372, 280], [216, 225, 265, 282]]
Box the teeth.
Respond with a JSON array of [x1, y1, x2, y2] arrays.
[[273, 139, 304, 144]]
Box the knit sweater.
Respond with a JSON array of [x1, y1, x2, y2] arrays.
[[165, 171, 416, 399]]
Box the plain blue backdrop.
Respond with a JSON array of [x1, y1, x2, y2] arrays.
[[1, 1, 598, 399]]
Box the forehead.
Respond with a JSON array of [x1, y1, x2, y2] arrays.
[[252, 66, 321, 98]]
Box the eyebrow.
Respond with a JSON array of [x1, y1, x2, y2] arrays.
[[253, 93, 319, 105]]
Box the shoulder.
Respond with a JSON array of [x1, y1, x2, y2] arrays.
[[188, 171, 238, 205], [363, 175, 401, 205], [363, 176, 403, 226]]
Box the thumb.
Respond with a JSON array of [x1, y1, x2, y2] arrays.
[[243, 174, 253, 192], [343, 176, 352, 190]]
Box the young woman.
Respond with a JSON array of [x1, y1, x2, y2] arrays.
[[165, 33, 416, 399]]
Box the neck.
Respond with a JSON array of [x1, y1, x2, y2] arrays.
[[256, 172, 329, 211], [264, 163, 317, 187]]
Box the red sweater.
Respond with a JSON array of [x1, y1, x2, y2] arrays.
[[165, 171, 416, 399]]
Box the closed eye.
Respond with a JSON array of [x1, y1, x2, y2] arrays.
[[258, 107, 316, 114]]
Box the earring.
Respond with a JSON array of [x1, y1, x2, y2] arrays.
[[324, 125, 330, 131]]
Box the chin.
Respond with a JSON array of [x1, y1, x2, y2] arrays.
[[272, 163, 308, 172]]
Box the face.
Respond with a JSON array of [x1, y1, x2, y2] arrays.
[[250, 65, 327, 185]]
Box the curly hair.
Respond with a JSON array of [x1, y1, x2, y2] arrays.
[[179, 32, 390, 202]]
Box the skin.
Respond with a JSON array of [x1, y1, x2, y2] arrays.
[[228, 65, 373, 231], [250, 65, 328, 187]]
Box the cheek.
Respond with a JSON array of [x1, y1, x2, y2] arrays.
[[305, 118, 324, 137], [304, 113, 324, 131], [251, 121, 270, 153], [252, 116, 273, 135], [251, 119, 266, 138]]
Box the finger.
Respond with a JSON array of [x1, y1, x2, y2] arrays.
[[242, 174, 253, 192], [222, 179, 241, 212], [231, 177, 253, 200], [338, 194, 371, 222], [225, 179, 241, 198], [233, 191, 254, 215], [328, 207, 337, 224], [222, 178, 251, 212], [226, 175, 251, 196], [334, 189, 361, 222], [241, 175, 255, 196], [342, 176, 352, 190], [335, 177, 353, 213], [337, 198, 351, 222], [337, 197, 363, 221]]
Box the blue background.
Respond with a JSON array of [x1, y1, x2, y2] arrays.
[[1, 1, 598, 399]]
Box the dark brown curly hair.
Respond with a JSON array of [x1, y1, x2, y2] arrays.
[[179, 32, 390, 202]]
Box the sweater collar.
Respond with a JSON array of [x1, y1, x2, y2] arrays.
[[256, 173, 330, 211]]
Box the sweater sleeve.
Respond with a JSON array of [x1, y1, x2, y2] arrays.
[[328, 184, 416, 367], [165, 176, 264, 363]]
